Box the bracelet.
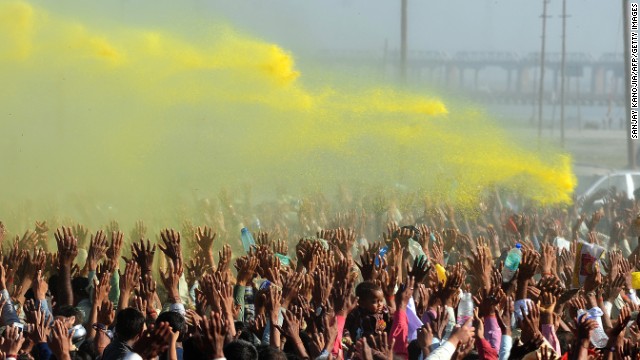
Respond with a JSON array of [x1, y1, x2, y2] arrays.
[[7, 355, 17, 359]]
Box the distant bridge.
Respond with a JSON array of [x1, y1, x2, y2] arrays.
[[315, 50, 625, 106]]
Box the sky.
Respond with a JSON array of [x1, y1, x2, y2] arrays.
[[207, 0, 623, 59], [35, 0, 623, 60]]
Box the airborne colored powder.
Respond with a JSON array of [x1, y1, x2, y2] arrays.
[[0, 1, 575, 228]]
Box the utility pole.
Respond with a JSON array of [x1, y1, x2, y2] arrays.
[[400, 0, 408, 83], [537, 0, 550, 142], [623, 0, 636, 168], [559, 0, 568, 148]]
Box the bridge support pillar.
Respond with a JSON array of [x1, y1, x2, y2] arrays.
[[591, 66, 605, 95], [446, 65, 459, 88], [474, 68, 479, 91], [517, 67, 530, 94]]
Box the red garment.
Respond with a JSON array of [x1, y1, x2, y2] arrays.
[[332, 315, 346, 358], [390, 309, 408, 359], [475, 337, 498, 360]]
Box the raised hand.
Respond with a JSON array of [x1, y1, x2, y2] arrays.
[[0, 222, 5, 246], [195, 226, 216, 268], [473, 285, 505, 317], [356, 243, 383, 281], [281, 271, 304, 309], [517, 248, 540, 283], [159, 229, 182, 264], [539, 293, 557, 325], [275, 307, 309, 359], [332, 277, 357, 316], [34, 220, 49, 242], [199, 312, 228, 359], [160, 257, 183, 303], [105, 220, 120, 235], [3, 325, 25, 357], [496, 296, 513, 336], [333, 227, 356, 256], [431, 234, 445, 267], [30, 308, 50, 344], [118, 259, 140, 309], [130, 220, 148, 242], [396, 276, 415, 311], [467, 238, 493, 291], [368, 332, 395, 360], [131, 239, 156, 274], [132, 321, 172, 359], [31, 269, 48, 302], [21, 248, 46, 285], [442, 263, 466, 307], [55, 227, 78, 267], [86, 230, 108, 272], [234, 256, 258, 287], [273, 238, 289, 257], [105, 231, 124, 270], [186, 254, 211, 289], [312, 265, 334, 308], [407, 256, 431, 284], [93, 271, 112, 306], [216, 244, 232, 275], [195, 226, 216, 252], [519, 301, 541, 344], [139, 273, 157, 316], [17, 229, 39, 249], [583, 261, 602, 293], [4, 239, 26, 284], [296, 239, 322, 273], [449, 317, 475, 347], [48, 320, 72, 360], [97, 300, 115, 327], [540, 243, 557, 276]]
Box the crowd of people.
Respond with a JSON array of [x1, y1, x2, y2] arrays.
[[0, 186, 638, 360]]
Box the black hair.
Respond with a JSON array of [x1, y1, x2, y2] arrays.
[[223, 340, 258, 360], [408, 339, 422, 360], [72, 277, 90, 300], [257, 345, 287, 360], [156, 311, 186, 342], [183, 337, 208, 360], [355, 281, 382, 299], [47, 274, 58, 299], [53, 305, 83, 326], [114, 308, 145, 341], [285, 353, 304, 360], [235, 321, 260, 347]]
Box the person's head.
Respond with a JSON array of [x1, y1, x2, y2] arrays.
[[114, 308, 145, 342], [183, 337, 208, 360], [235, 321, 260, 347], [72, 277, 90, 303], [355, 281, 384, 314], [47, 274, 59, 300], [257, 345, 287, 360], [53, 305, 83, 329], [223, 340, 258, 360], [156, 311, 186, 342]]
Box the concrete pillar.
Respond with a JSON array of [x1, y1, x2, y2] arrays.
[[474, 68, 479, 91], [517, 67, 530, 93], [592, 66, 605, 95]]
